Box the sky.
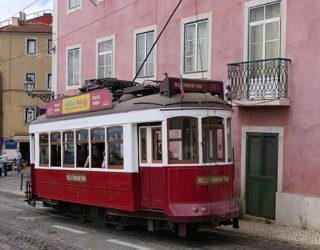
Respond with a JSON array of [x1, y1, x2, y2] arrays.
[[0, 0, 53, 25]]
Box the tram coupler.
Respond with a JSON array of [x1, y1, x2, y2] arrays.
[[178, 223, 187, 237], [28, 199, 36, 207], [233, 217, 239, 229]]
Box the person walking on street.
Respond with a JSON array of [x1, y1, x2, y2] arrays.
[[16, 149, 22, 174], [2, 151, 8, 177]]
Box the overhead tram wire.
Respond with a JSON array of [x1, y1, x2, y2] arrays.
[[131, 0, 183, 84], [194, 0, 232, 210], [194, 0, 205, 81], [0, 0, 141, 68], [193, 0, 208, 107], [0, 0, 142, 74], [0, 0, 41, 25], [193, 0, 217, 217]]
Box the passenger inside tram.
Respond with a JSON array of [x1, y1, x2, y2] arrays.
[[91, 142, 105, 168], [76, 130, 89, 167], [91, 128, 105, 168]]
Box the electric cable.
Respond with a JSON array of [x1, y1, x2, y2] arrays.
[[0, 0, 41, 25], [0, 0, 142, 75]]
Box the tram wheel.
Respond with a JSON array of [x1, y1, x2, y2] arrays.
[[111, 216, 127, 231]]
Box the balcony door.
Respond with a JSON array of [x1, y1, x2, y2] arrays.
[[248, 2, 281, 99]]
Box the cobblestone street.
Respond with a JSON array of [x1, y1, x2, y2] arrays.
[[217, 220, 320, 249], [0, 169, 320, 249]]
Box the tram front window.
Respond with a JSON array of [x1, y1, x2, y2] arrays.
[[51, 132, 61, 167], [76, 130, 89, 167], [168, 117, 198, 163], [91, 128, 105, 168], [39, 133, 49, 166], [202, 117, 225, 163]]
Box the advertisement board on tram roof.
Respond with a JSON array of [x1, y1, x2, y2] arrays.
[[46, 89, 112, 118]]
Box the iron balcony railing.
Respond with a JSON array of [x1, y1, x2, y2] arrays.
[[227, 58, 291, 101]]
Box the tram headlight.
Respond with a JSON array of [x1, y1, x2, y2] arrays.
[[192, 207, 199, 213], [200, 206, 207, 212]]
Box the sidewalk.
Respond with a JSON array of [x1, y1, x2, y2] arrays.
[[0, 167, 29, 196], [216, 219, 320, 249], [1, 169, 320, 248]]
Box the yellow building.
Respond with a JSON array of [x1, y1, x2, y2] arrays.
[[0, 13, 52, 163]]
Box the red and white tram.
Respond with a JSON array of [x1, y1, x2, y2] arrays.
[[26, 77, 239, 236]]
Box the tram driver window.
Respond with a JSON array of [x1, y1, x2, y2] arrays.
[[107, 126, 123, 169], [76, 130, 89, 167], [91, 128, 105, 168], [202, 117, 225, 163], [168, 117, 198, 163], [63, 131, 75, 167], [39, 133, 49, 166], [50, 132, 61, 167]]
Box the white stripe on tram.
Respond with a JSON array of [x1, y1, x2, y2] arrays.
[[107, 239, 154, 250], [52, 225, 87, 234]]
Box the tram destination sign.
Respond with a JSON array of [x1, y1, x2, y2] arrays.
[[46, 89, 112, 118], [196, 175, 229, 185], [160, 76, 224, 98]]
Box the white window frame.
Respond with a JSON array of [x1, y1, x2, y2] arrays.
[[67, 0, 82, 14], [47, 39, 53, 55], [26, 38, 37, 55], [26, 72, 36, 88], [133, 25, 157, 83], [248, 2, 281, 61], [24, 108, 35, 123], [66, 44, 81, 90], [243, 0, 287, 61], [47, 73, 52, 89], [96, 35, 115, 79], [180, 12, 212, 79]]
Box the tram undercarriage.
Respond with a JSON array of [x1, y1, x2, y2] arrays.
[[28, 196, 239, 237]]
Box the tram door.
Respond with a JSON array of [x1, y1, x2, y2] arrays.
[[138, 124, 165, 210]]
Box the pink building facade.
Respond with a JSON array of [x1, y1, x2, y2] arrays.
[[53, 0, 320, 230]]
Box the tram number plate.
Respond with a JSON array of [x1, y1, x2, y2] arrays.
[[196, 176, 229, 185], [66, 174, 87, 183]]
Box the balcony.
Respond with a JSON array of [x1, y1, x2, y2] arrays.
[[227, 58, 291, 106]]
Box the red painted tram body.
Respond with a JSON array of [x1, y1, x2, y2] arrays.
[[26, 77, 239, 236]]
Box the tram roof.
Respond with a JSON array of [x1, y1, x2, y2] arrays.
[[31, 92, 231, 125]]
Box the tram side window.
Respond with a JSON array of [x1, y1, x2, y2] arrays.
[[202, 117, 225, 163], [91, 128, 105, 168], [168, 117, 198, 163], [51, 132, 61, 167], [76, 130, 89, 167], [107, 126, 123, 169], [63, 131, 75, 167], [39, 133, 49, 166], [139, 127, 147, 163], [152, 127, 162, 163]]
